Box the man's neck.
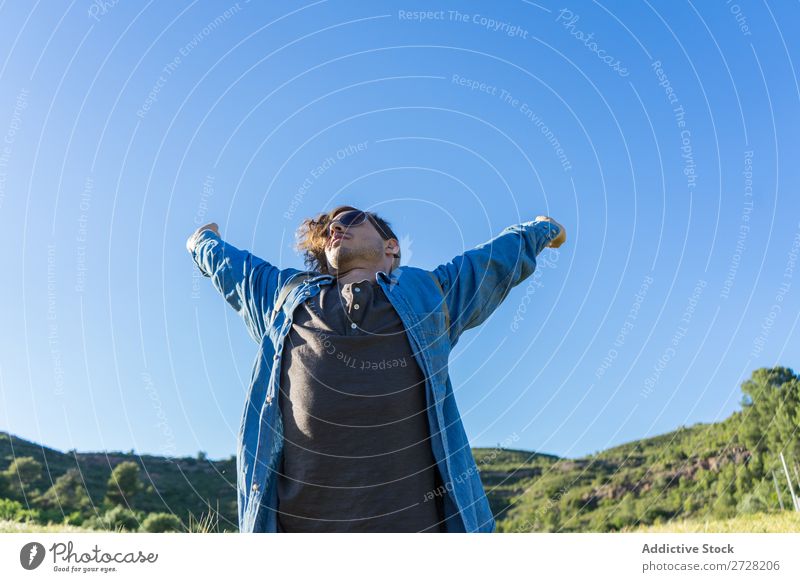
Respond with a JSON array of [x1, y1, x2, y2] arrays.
[[333, 265, 389, 285]]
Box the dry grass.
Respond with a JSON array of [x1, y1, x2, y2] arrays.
[[0, 519, 104, 533], [625, 511, 800, 533]]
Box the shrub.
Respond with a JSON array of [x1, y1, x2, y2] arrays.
[[737, 491, 769, 515], [141, 512, 183, 532], [0, 498, 40, 523], [65, 511, 86, 526], [85, 506, 141, 532]]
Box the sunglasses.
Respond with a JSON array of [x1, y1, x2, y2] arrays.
[[330, 209, 370, 230], [328, 209, 400, 258]]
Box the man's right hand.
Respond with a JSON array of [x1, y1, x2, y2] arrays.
[[186, 222, 219, 253]]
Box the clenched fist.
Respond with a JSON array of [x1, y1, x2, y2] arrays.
[[186, 222, 219, 253], [534, 216, 566, 249]]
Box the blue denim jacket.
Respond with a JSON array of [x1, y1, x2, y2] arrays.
[[189, 219, 561, 533]]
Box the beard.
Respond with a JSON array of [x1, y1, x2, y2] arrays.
[[326, 239, 383, 272]]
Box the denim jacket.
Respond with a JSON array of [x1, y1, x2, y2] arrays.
[[189, 218, 561, 533]]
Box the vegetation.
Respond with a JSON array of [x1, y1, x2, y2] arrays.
[[0, 431, 238, 533], [491, 367, 800, 532], [1, 366, 799, 533], [625, 510, 800, 533]]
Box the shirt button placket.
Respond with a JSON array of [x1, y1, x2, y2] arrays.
[[341, 283, 355, 334], [352, 283, 363, 331]]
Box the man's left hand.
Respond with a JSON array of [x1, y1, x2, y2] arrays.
[[535, 216, 567, 249]]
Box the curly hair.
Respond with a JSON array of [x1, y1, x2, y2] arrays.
[[294, 205, 401, 275]]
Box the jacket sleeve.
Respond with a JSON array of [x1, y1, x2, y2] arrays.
[[188, 228, 290, 343], [430, 219, 561, 342]]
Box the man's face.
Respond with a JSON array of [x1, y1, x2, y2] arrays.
[[324, 211, 389, 272]]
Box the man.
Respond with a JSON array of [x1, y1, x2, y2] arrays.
[[186, 206, 566, 533]]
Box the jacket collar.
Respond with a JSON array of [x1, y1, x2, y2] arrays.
[[310, 270, 396, 285]]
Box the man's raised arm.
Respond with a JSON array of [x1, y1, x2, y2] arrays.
[[430, 216, 565, 344], [187, 222, 296, 343]]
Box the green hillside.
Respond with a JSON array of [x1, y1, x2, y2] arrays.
[[1, 366, 799, 533], [0, 433, 238, 532]]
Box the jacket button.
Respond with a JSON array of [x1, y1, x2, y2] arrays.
[[266, 395, 273, 404], [251, 483, 259, 492]]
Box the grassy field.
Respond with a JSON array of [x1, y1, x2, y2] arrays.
[[0, 519, 105, 533], [5, 511, 800, 534], [625, 511, 800, 533], [0, 510, 228, 533]]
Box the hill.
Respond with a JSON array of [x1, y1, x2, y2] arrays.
[[1, 366, 799, 533], [0, 431, 237, 531]]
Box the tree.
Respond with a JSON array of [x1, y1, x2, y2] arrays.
[[713, 465, 738, 519], [739, 367, 798, 456], [713, 489, 737, 519], [541, 505, 561, 532], [103, 461, 143, 507], [735, 462, 755, 495], [682, 492, 704, 515], [35, 469, 92, 514], [2, 457, 43, 501], [740, 367, 797, 408], [610, 492, 638, 531]]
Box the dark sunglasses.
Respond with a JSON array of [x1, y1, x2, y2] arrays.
[[328, 209, 400, 258], [330, 209, 369, 229]]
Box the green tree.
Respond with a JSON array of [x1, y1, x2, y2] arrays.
[[713, 489, 737, 519], [542, 505, 561, 532], [682, 492, 704, 515], [739, 367, 798, 457], [35, 469, 92, 514], [713, 465, 738, 519], [103, 461, 143, 508], [610, 492, 638, 531], [735, 462, 755, 496], [2, 456, 43, 501]]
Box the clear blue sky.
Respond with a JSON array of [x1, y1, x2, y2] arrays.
[[1, 0, 798, 461]]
